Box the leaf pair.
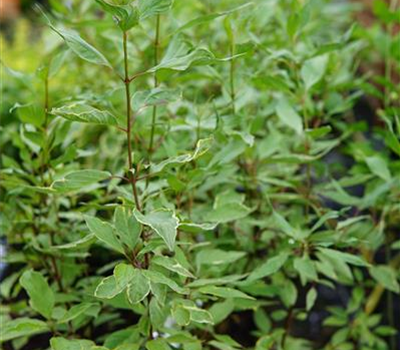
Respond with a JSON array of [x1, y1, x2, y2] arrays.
[[95, 263, 188, 304], [96, 0, 172, 31], [86, 207, 141, 254]]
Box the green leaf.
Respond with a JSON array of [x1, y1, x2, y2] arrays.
[[146, 338, 171, 350], [113, 207, 141, 250], [127, 270, 150, 304], [12, 102, 44, 128], [275, 97, 303, 135], [280, 280, 297, 307], [301, 54, 329, 90], [205, 202, 252, 223], [96, 0, 139, 31], [152, 256, 195, 278], [50, 337, 107, 350], [293, 256, 318, 285], [133, 209, 179, 251], [95, 276, 123, 299], [20, 270, 55, 319], [53, 234, 96, 250], [58, 303, 98, 324], [184, 305, 214, 324], [114, 263, 136, 290], [198, 286, 255, 300], [139, 0, 172, 20], [306, 288, 317, 311], [49, 25, 111, 67], [370, 265, 400, 293], [306, 125, 332, 139], [272, 211, 298, 239], [151, 138, 213, 174], [143, 270, 188, 294], [196, 249, 246, 267], [209, 299, 235, 325], [0, 318, 49, 342], [365, 156, 391, 181], [85, 216, 124, 253], [172, 305, 191, 326], [51, 103, 118, 126], [52, 170, 111, 192], [318, 248, 369, 267], [132, 87, 181, 113], [174, 3, 252, 34], [178, 222, 218, 233], [247, 252, 289, 281], [147, 35, 214, 72], [375, 325, 397, 336]]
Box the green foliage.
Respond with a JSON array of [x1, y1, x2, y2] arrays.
[[1, 0, 399, 349]]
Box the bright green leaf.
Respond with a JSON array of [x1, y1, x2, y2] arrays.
[[275, 97, 303, 135], [51, 103, 118, 126], [133, 209, 179, 251], [20, 270, 55, 319], [0, 318, 49, 342], [370, 265, 400, 293], [114, 207, 141, 250], [85, 216, 124, 253], [301, 54, 329, 90]]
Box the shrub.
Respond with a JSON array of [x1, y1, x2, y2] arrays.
[[1, 1, 399, 349]]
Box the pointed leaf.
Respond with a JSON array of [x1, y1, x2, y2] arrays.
[[365, 156, 391, 181], [133, 209, 179, 251], [51, 103, 118, 126], [205, 202, 252, 223], [143, 270, 187, 294], [151, 138, 213, 174], [20, 270, 55, 319], [57, 303, 98, 324], [132, 87, 181, 112], [127, 270, 151, 304], [247, 252, 289, 281], [147, 36, 214, 72], [306, 288, 317, 311], [301, 54, 329, 90], [85, 216, 124, 253], [52, 170, 111, 192], [293, 256, 318, 285], [49, 26, 111, 67], [198, 286, 254, 300], [275, 97, 303, 135], [139, 0, 172, 20], [114, 207, 141, 250], [152, 256, 195, 278], [95, 276, 123, 299], [370, 265, 400, 293], [0, 318, 49, 342]]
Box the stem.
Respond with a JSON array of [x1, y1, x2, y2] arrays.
[[303, 90, 311, 219], [44, 77, 49, 128], [123, 31, 141, 211], [383, 0, 398, 108], [281, 306, 294, 348], [229, 34, 236, 116], [40, 76, 50, 184], [147, 15, 161, 168]]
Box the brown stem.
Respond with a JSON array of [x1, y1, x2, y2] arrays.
[[281, 306, 294, 348], [123, 31, 141, 211], [147, 14, 161, 180]]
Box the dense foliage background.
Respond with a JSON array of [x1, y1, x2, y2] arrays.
[[1, 0, 399, 349]]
